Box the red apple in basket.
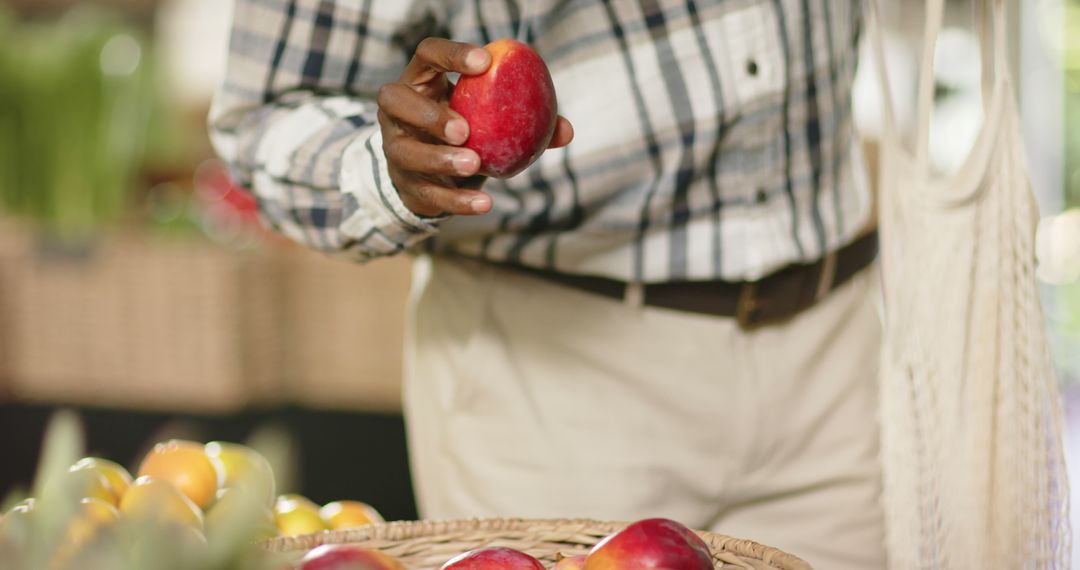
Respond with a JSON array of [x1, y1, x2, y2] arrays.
[[440, 546, 546, 570], [449, 38, 558, 179], [583, 518, 713, 570], [553, 554, 587, 569], [299, 545, 405, 570]]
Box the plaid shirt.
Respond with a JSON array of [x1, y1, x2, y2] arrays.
[[210, 0, 870, 282]]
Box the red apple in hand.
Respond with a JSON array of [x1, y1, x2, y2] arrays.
[[583, 519, 713, 570], [449, 39, 558, 179], [299, 545, 405, 570], [440, 546, 546, 570]]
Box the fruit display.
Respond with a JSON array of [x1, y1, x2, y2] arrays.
[[0, 413, 391, 570], [1, 413, 722, 569], [449, 38, 558, 179], [429, 519, 715, 570]]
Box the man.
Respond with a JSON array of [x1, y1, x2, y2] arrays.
[[210, 1, 883, 568]]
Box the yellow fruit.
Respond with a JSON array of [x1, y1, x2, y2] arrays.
[[71, 458, 133, 504], [278, 493, 319, 510], [138, 440, 221, 510], [66, 498, 121, 548], [79, 497, 121, 525], [51, 467, 115, 505], [206, 487, 277, 543], [204, 442, 276, 507], [51, 498, 121, 569], [119, 476, 204, 531], [320, 500, 384, 530], [175, 524, 210, 561], [273, 494, 327, 536], [125, 519, 209, 569]]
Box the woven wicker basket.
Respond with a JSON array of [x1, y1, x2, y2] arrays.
[[0, 229, 282, 411], [262, 518, 812, 570]]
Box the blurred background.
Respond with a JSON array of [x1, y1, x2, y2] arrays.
[[0, 0, 417, 521], [0, 0, 1077, 557]]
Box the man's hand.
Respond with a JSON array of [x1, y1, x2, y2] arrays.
[[377, 38, 573, 218]]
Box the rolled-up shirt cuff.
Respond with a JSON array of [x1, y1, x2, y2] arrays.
[[339, 129, 441, 252]]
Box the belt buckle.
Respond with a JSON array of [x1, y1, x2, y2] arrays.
[[735, 281, 760, 329]]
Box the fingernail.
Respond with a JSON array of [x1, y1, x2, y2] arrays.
[[470, 197, 490, 213], [466, 49, 490, 71], [454, 153, 479, 174], [445, 119, 469, 144]]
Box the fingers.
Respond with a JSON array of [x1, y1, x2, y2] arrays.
[[548, 116, 574, 149], [401, 38, 490, 88], [383, 134, 481, 178], [393, 172, 493, 218], [377, 83, 470, 145], [376, 37, 571, 218], [380, 110, 489, 216]]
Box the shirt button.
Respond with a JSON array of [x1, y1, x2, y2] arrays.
[[755, 188, 768, 204], [746, 59, 759, 76]]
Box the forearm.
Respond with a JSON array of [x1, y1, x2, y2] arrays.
[[211, 93, 437, 260], [209, 0, 441, 260]]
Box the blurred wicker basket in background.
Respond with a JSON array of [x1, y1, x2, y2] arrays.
[[279, 249, 411, 413], [0, 219, 412, 413], [0, 228, 282, 411], [263, 518, 812, 570]]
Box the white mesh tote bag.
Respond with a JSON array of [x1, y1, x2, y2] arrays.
[[868, 0, 1070, 567]]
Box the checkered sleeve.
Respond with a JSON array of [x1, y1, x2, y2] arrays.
[[209, 0, 443, 261]]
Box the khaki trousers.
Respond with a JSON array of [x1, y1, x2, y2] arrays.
[[403, 255, 886, 570]]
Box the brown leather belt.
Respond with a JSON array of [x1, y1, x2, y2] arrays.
[[498, 231, 878, 329]]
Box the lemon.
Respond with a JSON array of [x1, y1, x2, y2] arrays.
[[320, 500, 384, 530]]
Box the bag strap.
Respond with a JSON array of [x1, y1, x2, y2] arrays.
[[865, 0, 898, 143], [864, 0, 949, 162], [912, 0, 946, 172], [976, 0, 994, 102], [982, 0, 1008, 94], [870, 0, 1007, 174], [920, 0, 1010, 164]]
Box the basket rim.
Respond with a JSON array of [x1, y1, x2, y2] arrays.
[[261, 517, 812, 570]]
